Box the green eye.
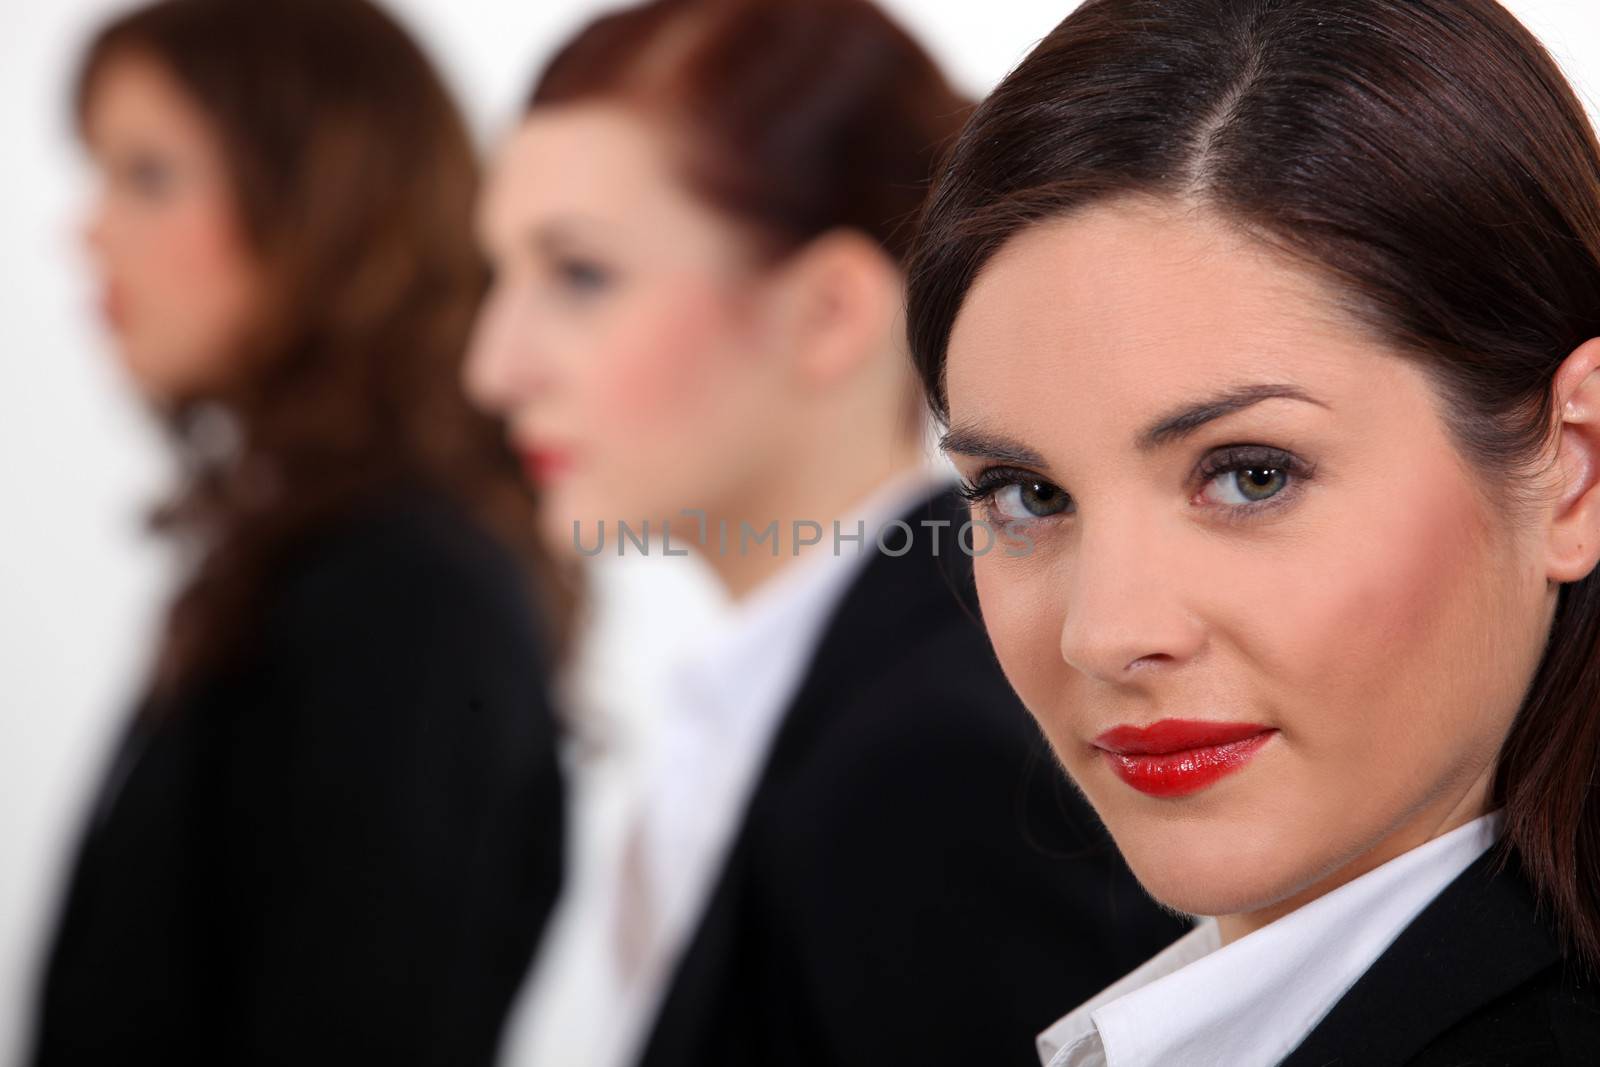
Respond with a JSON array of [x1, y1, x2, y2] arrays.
[[1232, 467, 1287, 502], [1200, 450, 1299, 508], [996, 479, 1071, 520], [958, 468, 1073, 523]]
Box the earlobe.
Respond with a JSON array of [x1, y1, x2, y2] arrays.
[[1544, 338, 1600, 584]]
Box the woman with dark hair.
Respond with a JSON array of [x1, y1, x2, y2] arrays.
[[465, 1, 1186, 1065], [907, 0, 1600, 1063], [32, 1, 567, 1063]]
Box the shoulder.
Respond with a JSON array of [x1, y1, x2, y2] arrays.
[[1284, 845, 1600, 1067], [757, 594, 1110, 881], [208, 482, 558, 768], [781, 579, 1039, 793], [264, 482, 541, 652], [750, 481, 1092, 849], [1406, 958, 1600, 1066]]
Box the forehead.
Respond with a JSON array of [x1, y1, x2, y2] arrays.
[[84, 53, 209, 150], [478, 101, 711, 250], [946, 197, 1374, 422]]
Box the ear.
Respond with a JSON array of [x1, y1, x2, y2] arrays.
[[1544, 337, 1600, 583], [767, 228, 901, 388]]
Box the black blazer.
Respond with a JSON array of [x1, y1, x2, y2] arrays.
[[636, 487, 1189, 1067], [1279, 843, 1600, 1066], [30, 484, 564, 1067]]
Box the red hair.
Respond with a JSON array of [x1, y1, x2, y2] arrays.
[[528, 0, 972, 268]]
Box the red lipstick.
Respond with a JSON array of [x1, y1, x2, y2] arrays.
[[99, 285, 125, 331], [517, 446, 574, 486], [1093, 719, 1275, 798]]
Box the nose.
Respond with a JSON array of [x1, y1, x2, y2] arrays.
[[462, 284, 552, 416], [1056, 512, 1206, 683], [81, 192, 110, 257]]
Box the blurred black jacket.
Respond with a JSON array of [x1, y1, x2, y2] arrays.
[[635, 486, 1189, 1067], [30, 483, 564, 1066]]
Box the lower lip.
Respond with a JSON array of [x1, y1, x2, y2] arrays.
[[99, 290, 125, 329], [518, 449, 574, 485], [1098, 730, 1275, 798]]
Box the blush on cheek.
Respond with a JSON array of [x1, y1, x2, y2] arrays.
[[594, 286, 758, 483], [131, 200, 255, 388], [173, 203, 253, 307], [607, 290, 741, 421], [1254, 452, 1509, 771]]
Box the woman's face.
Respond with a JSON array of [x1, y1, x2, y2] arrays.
[[81, 53, 260, 403], [466, 102, 796, 552], [943, 196, 1559, 928]]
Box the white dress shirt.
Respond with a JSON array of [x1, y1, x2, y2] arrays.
[[1036, 810, 1506, 1067], [497, 464, 951, 1067]]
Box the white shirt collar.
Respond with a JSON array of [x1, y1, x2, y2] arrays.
[[1037, 810, 1506, 1067], [671, 462, 953, 730]]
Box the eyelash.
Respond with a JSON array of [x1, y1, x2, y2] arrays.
[[958, 445, 1314, 526], [120, 156, 173, 199]]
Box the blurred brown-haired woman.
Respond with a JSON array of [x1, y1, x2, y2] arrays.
[[31, 1, 566, 1063], [468, 1, 1187, 1065]]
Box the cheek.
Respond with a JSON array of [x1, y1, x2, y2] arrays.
[[974, 547, 1072, 734], [551, 283, 767, 519], [115, 196, 257, 394], [593, 288, 766, 472], [155, 199, 256, 329], [600, 288, 748, 423], [1234, 456, 1532, 805]]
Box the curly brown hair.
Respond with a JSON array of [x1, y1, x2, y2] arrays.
[[75, 0, 574, 705]]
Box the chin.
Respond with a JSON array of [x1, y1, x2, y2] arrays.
[[117, 345, 166, 400], [1095, 801, 1313, 919]]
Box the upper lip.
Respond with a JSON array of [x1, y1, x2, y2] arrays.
[[513, 438, 574, 459], [1093, 719, 1274, 756]]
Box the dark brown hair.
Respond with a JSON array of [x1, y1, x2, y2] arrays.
[[527, 0, 972, 271], [75, 0, 573, 701], [907, 0, 1600, 971]]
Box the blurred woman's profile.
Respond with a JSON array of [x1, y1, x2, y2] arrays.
[[31, 1, 568, 1063], [466, 1, 1188, 1065]]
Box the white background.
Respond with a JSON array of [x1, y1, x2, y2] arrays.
[[1, 1, 1596, 1062]]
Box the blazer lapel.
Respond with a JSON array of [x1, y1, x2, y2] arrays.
[[757, 485, 981, 778], [1280, 844, 1562, 1067], [636, 485, 976, 1066]]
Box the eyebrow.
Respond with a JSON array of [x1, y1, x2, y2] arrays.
[[1137, 383, 1328, 451], [478, 215, 603, 260], [937, 426, 1047, 466], [534, 214, 615, 248], [939, 383, 1327, 464]]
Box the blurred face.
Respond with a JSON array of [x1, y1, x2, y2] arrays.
[[467, 102, 794, 550], [944, 197, 1557, 929], [81, 53, 260, 402]]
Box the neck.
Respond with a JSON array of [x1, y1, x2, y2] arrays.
[[695, 434, 927, 601], [1214, 771, 1496, 946]]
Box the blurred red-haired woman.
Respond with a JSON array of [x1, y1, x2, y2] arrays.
[[467, 1, 1187, 1065]]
